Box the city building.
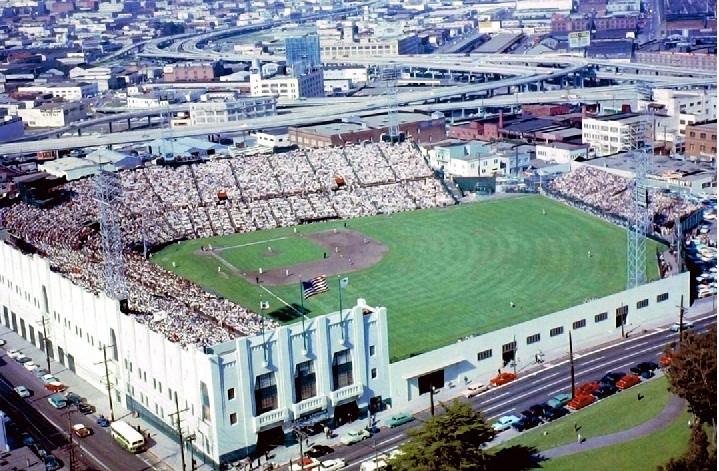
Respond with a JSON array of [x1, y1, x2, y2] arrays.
[[634, 51, 717, 71], [16, 102, 86, 128], [249, 69, 324, 100], [68, 66, 126, 91], [0, 117, 24, 142], [288, 113, 446, 147], [320, 35, 424, 58], [650, 89, 717, 135], [582, 113, 651, 156], [254, 128, 291, 149], [285, 34, 322, 75], [535, 142, 591, 163], [17, 82, 98, 100], [163, 62, 226, 83], [323, 66, 369, 86], [189, 97, 277, 127], [684, 121, 717, 162]]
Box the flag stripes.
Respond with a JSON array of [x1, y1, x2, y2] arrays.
[[302, 276, 329, 299]]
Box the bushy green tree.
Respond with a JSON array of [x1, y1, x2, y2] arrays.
[[389, 400, 539, 471]]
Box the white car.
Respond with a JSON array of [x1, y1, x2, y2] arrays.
[[23, 361, 38, 371], [6, 349, 22, 359], [318, 459, 346, 470], [14, 385, 30, 398], [0, 339, 6, 347], [461, 383, 489, 399], [669, 321, 695, 332]]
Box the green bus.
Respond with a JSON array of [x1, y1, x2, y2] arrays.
[[110, 420, 146, 453]]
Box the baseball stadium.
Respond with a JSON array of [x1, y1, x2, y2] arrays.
[[153, 194, 662, 362]]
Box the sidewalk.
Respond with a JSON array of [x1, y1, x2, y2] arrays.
[[542, 395, 687, 459], [0, 324, 208, 471]]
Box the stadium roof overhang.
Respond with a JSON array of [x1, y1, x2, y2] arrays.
[[401, 358, 465, 380]]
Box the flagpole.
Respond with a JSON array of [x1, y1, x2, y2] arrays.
[[300, 280, 307, 352], [260, 300, 268, 365], [338, 276, 345, 343]]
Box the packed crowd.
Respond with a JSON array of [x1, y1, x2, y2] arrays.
[[0, 142, 453, 347], [547, 166, 703, 233]]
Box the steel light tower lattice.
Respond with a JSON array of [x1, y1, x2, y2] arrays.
[[380, 65, 400, 142], [94, 167, 128, 300]]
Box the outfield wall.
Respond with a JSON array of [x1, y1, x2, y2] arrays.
[[387, 271, 690, 408]]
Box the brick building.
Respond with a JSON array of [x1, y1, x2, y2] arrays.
[[288, 113, 446, 148], [684, 121, 717, 161], [634, 51, 717, 71], [551, 13, 637, 32], [163, 62, 225, 82]]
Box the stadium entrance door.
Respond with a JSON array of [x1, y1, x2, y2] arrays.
[[418, 370, 444, 395], [333, 401, 359, 428], [256, 426, 285, 453]]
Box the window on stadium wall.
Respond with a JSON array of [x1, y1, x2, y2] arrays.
[[254, 373, 278, 416], [502, 341, 517, 368], [332, 350, 353, 391], [201, 381, 213, 421], [295, 360, 317, 402]]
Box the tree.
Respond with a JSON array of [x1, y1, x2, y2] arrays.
[[664, 325, 717, 428], [389, 400, 539, 471], [658, 424, 716, 471]]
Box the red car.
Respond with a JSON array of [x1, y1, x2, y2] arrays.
[[567, 394, 596, 410], [616, 374, 641, 390], [490, 372, 517, 386], [575, 382, 601, 397]]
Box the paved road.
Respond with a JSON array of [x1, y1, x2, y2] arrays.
[[271, 310, 716, 470], [0, 347, 162, 471]]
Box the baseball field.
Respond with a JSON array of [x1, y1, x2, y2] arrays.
[[153, 195, 663, 361]]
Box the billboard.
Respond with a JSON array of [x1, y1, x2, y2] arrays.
[[568, 31, 591, 48]]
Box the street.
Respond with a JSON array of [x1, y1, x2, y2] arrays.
[[0, 350, 161, 471]]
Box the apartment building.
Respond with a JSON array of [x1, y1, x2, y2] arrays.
[[189, 96, 277, 126], [163, 62, 225, 83], [634, 52, 717, 71], [16, 102, 86, 128], [249, 70, 324, 100], [684, 121, 717, 161], [535, 142, 591, 164], [320, 35, 424, 58], [582, 113, 651, 156], [651, 88, 717, 134]]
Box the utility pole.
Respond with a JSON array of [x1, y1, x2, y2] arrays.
[[429, 385, 436, 416], [169, 392, 189, 471], [569, 331, 575, 398], [38, 316, 52, 375], [97, 344, 116, 422], [65, 408, 80, 471], [678, 294, 686, 343], [186, 434, 197, 471], [292, 426, 308, 469]]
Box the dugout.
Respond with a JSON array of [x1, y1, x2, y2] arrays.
[[453, 176, 496, 196]]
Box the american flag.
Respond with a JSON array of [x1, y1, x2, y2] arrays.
[[302, 276, 329, 299]]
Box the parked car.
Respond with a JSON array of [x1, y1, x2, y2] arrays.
[[47, 394, 67, 409], [640, 370, 655, 379], [547, 393, 572, 409], [669, 321, 694, 332], [96, 416, 110, 427], [72, 424, 92, 438], [306, 444, 334, 459], [31, 367, 47, 377], [15, 354, 32, 364], [492, 415, 520, 432], [14, 385, 30, 398], [64, 392, 83, 406], [599, 372, 626, 386], [78, 403, 94, 415], [659, 353, 673, 367], [23, 361, 39, 371], [542, 407, 570, 422], [339, 429, 371, 445], [575, 382, 601, 396], [461, 383, 489, 399], [567, 395, 596, 411], [41, 375, 60, 384], [521, 403, 551, 418], [616, 374, 641, 390], [317, 458, 346, 470], [511, 415, 542, 432], [630, 362, 659, 376], [592, 384, 618, 400], [385, 412, 415, 428], [490, 372, 517, 387], [45, 382, 68, 393], [6, 348, 22, 359], [0, 339, 6, 346], [43, 454, 62, 471]]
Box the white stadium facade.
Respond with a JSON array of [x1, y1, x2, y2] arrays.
[[0, 239, 690, 465]]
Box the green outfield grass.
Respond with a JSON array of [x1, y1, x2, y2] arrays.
[[154, 195, 662, 361]]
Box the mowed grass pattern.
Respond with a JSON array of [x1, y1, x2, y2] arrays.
[[154, 195, 662, 361]]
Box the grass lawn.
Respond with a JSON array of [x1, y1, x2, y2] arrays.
[[217, 236, 327, 271], [495, 376, 671, 452], [154, 195, 662, 361], [537, 409, 693, 471]]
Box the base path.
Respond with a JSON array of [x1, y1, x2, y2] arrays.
[[208, 229, 389, 287], [542, 395, 686, 459]]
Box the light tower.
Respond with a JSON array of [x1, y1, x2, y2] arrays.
[[624, 83, 653, 289], [94, 167, 127, 300], [380, 64, 400, 142]]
